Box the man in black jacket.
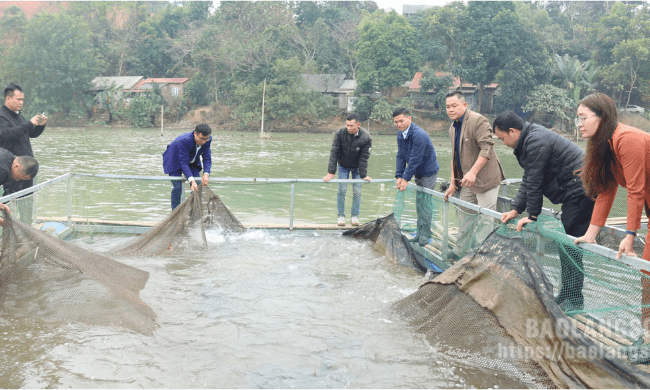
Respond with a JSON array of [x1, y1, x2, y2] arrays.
[[494, 111, 595, 312], [0, 83, 46, 223], [0, 147, 39, 225], [323, 113, 372, 226]]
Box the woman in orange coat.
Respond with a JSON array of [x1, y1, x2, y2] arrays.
[[573, 93, 650, 332]]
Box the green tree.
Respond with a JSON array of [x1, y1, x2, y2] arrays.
[[355, 10, 419, 100], [523, 84, 575, 135], [418, 70, 454, 115], [2, 13, 102, 117], [459, 2, 516, 111], [232, 57, 336, 131]]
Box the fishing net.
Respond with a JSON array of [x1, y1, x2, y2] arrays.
[[393, 228, 650, 388], [0, 212, 157, 334], [343, 213, 441, 274], [116, 186, 245, 256]]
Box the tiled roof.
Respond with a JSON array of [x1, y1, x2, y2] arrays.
[[131, 78, 190, 90], [301, 74, 346, 93], [91, 76, 144, 91]]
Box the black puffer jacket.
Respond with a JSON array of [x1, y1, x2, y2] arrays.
[[327, 126, 372, 178], [511, 122, 587, 217], [0, 147, 14, 186], [0, 105, 45, 157]]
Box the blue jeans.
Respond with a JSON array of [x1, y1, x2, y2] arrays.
[[337, 165, 362, 217]]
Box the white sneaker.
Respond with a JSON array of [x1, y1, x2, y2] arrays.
[[337, 216, 346, 226], [351, 216, 359, 226]]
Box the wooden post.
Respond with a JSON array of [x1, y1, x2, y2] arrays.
[[261, 79, 265, 135], [161, 105, 164, 135]]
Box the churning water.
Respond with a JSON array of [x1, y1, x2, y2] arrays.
[[1, 228, 505, 388]]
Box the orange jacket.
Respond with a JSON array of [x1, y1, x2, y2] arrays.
[[591, 123, 650, 231]]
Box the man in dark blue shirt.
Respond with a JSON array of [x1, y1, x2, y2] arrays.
[[393, 107, 439, 246]]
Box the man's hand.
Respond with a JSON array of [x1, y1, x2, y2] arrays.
[[0, 203, 10, 226], [190, 180, 199, 192], [30, 115, 41, 126], [459, 171, 477, 187], [201, 173, 209, 187], [516, 217, 533, 232], [396, 178, 408, 191], [323, 173, 335, 182], [500, 210, 519, 223], [444, 183, 456, 201], [617, 234, 638, 259], [363, 176, 371, 182]]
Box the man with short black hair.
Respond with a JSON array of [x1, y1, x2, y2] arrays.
[[162, 123, 213, 210], [0, 83, 47, 223], [393, 107, 439, 246], [494, 110, 594, 312], [0, 147, 39, 225], [324, 112, 372, 226]]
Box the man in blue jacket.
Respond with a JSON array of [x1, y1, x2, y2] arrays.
[[162, 123, 212, 210], [394, 107, 439, 246]]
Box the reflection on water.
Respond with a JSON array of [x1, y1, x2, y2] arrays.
[[2, 230, 478, 388]]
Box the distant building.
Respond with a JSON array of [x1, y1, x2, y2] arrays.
[[409, 71, 498, 113], [131, 78, 190, 100], [403, 4, 436, 17], [90, 76, 144, 96], [301, 74, 351, 110]]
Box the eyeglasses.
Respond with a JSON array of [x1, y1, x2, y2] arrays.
[[574, 114, 597, 127], [197, 135, 211, 142]]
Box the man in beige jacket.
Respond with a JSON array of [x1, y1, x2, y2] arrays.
[[443, 90, 505, 260]]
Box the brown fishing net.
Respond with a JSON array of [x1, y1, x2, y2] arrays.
[[393, 231, 650, 388], [343, 213, 439, 274], [0, 212, 157, 334], [116, 186, 245, 256]]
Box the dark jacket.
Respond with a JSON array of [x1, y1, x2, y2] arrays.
[[162, 131, 212, 179], [327, 126, 372, 178], [395, 122, 439, 181], [0, 105, 46, 157], [511, 122, 588, 217], [0, 147, 14, 186]]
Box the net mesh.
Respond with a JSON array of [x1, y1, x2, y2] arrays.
[[393, 230, 650, 388], [116, 186, 245, 256], [0, 212, 157, 334]]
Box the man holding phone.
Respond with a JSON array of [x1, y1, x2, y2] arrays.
[[0, 83, 47, 223]]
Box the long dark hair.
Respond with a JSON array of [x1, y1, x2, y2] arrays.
[[578, 93, 619, 199]]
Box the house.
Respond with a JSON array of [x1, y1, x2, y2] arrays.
[[301, 74, 348, 109], [90, 76, 144, 96], [131, 78, 190, 100], [409, 71, 498, 113]]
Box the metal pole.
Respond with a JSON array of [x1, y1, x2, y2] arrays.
[[67, 174, 73, 227], [442, 197, 449, 260], [289, 181, 295, 231]]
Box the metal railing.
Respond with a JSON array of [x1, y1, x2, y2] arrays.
[[2, 172, 648, 273]]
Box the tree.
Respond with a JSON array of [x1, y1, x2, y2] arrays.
[[418, 70, 454, 115], [355, 10, 419, 100], [523, 84, 575, 136], [459, 2, 517, 112], [232, 57, 336, 130], [2, 13, 102, 117]]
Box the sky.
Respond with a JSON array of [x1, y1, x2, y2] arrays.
[[372, 0, 453, 14]]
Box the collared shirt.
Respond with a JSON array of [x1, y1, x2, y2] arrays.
[[402, 123, 412, 139], [453, 116, 464, 174]]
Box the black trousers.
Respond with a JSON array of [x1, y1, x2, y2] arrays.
[[557, 195, 596, 306]]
